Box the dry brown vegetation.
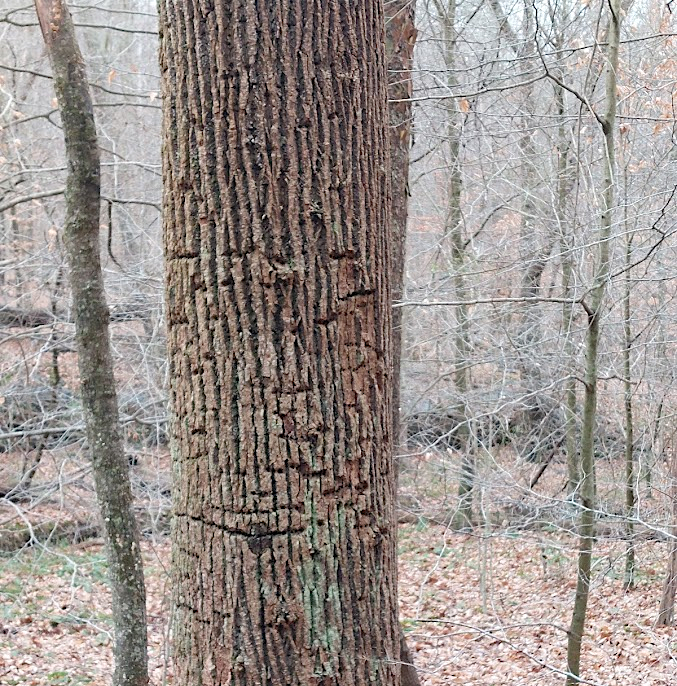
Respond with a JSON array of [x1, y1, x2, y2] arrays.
[[1, 449, 676, 685]]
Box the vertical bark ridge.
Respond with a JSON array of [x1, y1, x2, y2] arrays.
[[161, 1, 398, 684]]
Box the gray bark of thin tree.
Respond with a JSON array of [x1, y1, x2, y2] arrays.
[[160, 1, 400, 684], [657, 450, 677, 626], [491, 0, 559, 460], [431, 0, 473, 531], [554, 76, 579, 498], [622, 175, 635, 591], [33, 2, 148, 685]]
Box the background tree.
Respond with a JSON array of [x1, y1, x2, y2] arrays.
[[32, 1, 148, 685], [0, 0, 165, 490], [566, 1, 620, 680], [386, 3, 422, 684]]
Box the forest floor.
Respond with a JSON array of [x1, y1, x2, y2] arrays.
[[1, 447, 676, 684], [0, 523, 676, 685]]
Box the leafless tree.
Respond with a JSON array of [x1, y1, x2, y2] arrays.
[[32, 1, 148, 684]]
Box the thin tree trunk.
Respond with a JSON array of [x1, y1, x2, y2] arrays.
[[565, 315, 599, 686], [555, 77, 579, 498], [431, 0, 473, 530], [490, 0, 547, 390], [33, 3, 148, 685], [386, 3, 421, 684], [657, 452, 677, 626], [161, 2, 399, 684], [566, 1, 620, 682], [648, 397, 663, 490], [622, 166, 635, 591], [512, 2, 548, 392], [387, 0, 417, 468]]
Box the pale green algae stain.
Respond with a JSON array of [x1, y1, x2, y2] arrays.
[[299, 484, 344, 677]]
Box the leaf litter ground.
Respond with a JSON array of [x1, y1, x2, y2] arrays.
[[0, 523, 675, 685]]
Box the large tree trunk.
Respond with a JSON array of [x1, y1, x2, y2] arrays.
[[386, 3, 421, 686], [33, 2, 148, 686], [160, 2, 399, 685]]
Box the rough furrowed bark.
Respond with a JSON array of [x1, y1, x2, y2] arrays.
[[33, 2, 149, 686], [160, 1, 399, 685]]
